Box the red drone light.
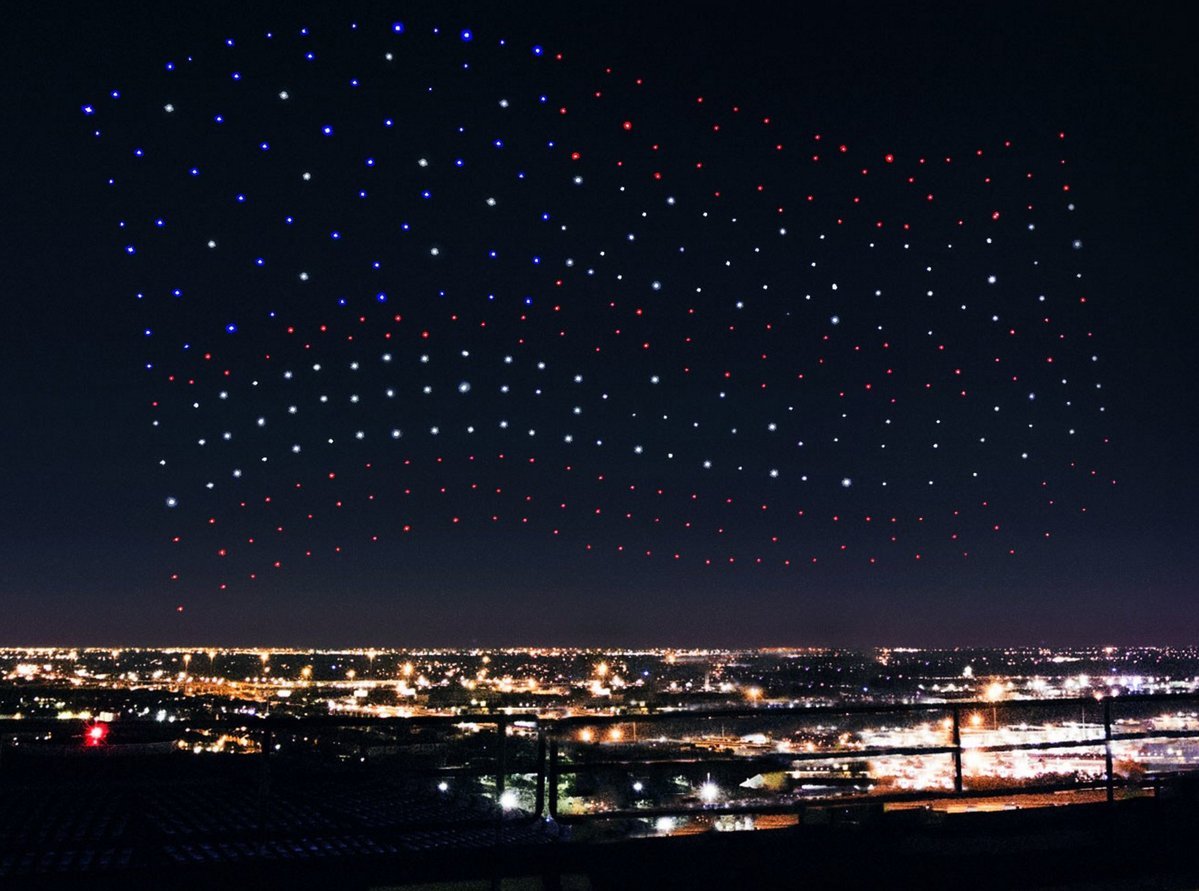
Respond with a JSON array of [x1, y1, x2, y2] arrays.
[[85, 723, 109, 746]]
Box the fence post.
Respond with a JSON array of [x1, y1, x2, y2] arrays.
[[258, 722, 272, 850], [1103, 697, 1114, 804], [548, 736, 560, 818], [951, 706, 963, 794], [491, 716, 509, 891], [534, 728, 547, 818], [496, 715, 508, 799]]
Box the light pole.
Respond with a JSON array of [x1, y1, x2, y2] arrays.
[[985, 681, 1004, 731]]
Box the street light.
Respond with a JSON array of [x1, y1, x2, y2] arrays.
[[985, 681, 1005, 730], [699, 777, 720, 804]]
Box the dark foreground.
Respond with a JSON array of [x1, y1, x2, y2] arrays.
[[3, 752, 1198, 890]]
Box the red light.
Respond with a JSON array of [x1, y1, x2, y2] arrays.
[[85, 723, 109, 746]]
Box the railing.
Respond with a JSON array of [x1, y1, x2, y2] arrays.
[[1, 692, 1197, 838], [544, 693, 1199, 823]]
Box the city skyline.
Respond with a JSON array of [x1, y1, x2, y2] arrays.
[[6, 642, 1196, 859], [2, 2, 1196, 647]]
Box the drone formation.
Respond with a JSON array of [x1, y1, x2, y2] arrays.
[[81, 16, 1112, 599]]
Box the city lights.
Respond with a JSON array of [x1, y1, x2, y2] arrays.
[[2, 645, 1195, 794]]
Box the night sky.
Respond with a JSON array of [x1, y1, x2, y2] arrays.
[[2, 2, 1196, 647]]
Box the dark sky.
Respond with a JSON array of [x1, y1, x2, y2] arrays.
[[2, 2, 1196, 648]]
